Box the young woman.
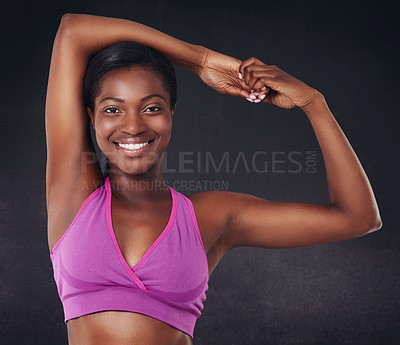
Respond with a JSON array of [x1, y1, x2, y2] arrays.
[[46, 13, 382, 345]]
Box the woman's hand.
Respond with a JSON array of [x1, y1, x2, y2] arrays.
[[197, 48, 252, 99], [239, 57, 320, 109]]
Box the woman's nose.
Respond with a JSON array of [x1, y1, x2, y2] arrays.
[[119, 111, 147, 135]]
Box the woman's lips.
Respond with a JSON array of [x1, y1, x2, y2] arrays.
[[113, 139, 155, 157]]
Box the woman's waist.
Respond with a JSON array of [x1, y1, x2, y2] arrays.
[[67, 311, 194, 345]]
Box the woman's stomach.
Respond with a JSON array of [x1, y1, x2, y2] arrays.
[[66, 311, 194, 345]]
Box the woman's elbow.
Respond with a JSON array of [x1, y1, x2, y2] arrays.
[[58, 13, 80, 37], [351, 210, 383, 236], [371, 214, 383, 231]]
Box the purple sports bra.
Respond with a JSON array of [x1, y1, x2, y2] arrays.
[[50, 176, 209, 337]]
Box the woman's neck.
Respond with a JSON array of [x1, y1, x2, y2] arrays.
[[108, 167, 169, 203]]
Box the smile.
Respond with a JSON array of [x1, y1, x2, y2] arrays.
[[113, 139, 156, 157], [116, 141, 150, 151]]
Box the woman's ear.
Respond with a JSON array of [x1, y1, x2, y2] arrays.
[[87, 107, 95, 130], [171, 104, 176, 118]]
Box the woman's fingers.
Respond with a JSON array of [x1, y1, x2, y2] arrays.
[[246, 86, 273, 103], [239, 63, 278, 103], [239, 57, 266, 78], [239, 58, 317, 108], [246, 65, 277, 87], [228, 85, 251, 98], [239, 59, 273, 84], [258, 86, 271, 102]]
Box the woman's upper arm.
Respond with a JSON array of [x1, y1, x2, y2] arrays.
[[45, 15, 102, 245], [221, 192, 382, 250], [192, 190, 382, 259]]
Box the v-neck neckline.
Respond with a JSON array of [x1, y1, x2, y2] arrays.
[[104, 176, 177, 291]]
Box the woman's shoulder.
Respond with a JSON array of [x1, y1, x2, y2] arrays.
[[187, 188, 254, 210], [184, 190, 243, 250]]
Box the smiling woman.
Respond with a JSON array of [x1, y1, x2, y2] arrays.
[[87, 66, 173, 176], [45, 12, 382, 345]]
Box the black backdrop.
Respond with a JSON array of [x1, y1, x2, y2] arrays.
[[1, 0, 399, 344]]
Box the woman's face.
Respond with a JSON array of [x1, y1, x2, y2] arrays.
[[88, 66, 175, 177]]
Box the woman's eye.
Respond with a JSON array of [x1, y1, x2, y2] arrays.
[[145, 106, 161, 113], [104, 107, 120, 114]]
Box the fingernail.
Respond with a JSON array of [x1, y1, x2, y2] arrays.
[[252, 92, 259, 96], [261, 86, 267, 91], [260, 94, 266, 100], [254, 99, 261, 103], [251, 89, 254, 92], [246, 97, 254, 103], [249, 94, 256, 100], [239, 72, 242, 79]]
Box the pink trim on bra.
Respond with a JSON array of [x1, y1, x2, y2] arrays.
[[182, 194, 207, 257], [104, 177, 178, 292], [50, 185, 103, 256]]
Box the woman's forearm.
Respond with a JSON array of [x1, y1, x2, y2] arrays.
[[301, 93, 382, 231], [58, 13, 207, 74]]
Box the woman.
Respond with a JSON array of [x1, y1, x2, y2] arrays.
[[46, 13, 382, 345]]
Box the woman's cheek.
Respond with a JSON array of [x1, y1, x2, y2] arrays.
[[95, 118, 116, 150], [152, 115, 172, 136], [99, 118, 116, 136]]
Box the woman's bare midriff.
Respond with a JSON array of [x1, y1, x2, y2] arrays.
[[67, 311, 194, 345]]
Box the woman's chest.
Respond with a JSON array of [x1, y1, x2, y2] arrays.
[[111, 199, 172, 269], [53, 187, 209, 294]]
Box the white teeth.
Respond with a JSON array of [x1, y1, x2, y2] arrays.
[[117, 141, 149, 150]]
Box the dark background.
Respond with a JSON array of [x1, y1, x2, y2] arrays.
[[1, 0, 399, 344]]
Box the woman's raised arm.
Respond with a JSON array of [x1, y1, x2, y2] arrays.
[[57, 13, 207, 73], [189, 58, 382, 272], [45, 13, 210, 250]]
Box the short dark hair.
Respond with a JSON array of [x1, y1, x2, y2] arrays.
[[83, 41, 177, 112]]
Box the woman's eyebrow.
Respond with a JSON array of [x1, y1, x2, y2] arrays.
[[141, 94, 166, 102], [99, 94, 166, 105], [99, 96, 124, 104]]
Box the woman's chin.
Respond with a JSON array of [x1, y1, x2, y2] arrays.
[[109, 159, 160, 177]]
